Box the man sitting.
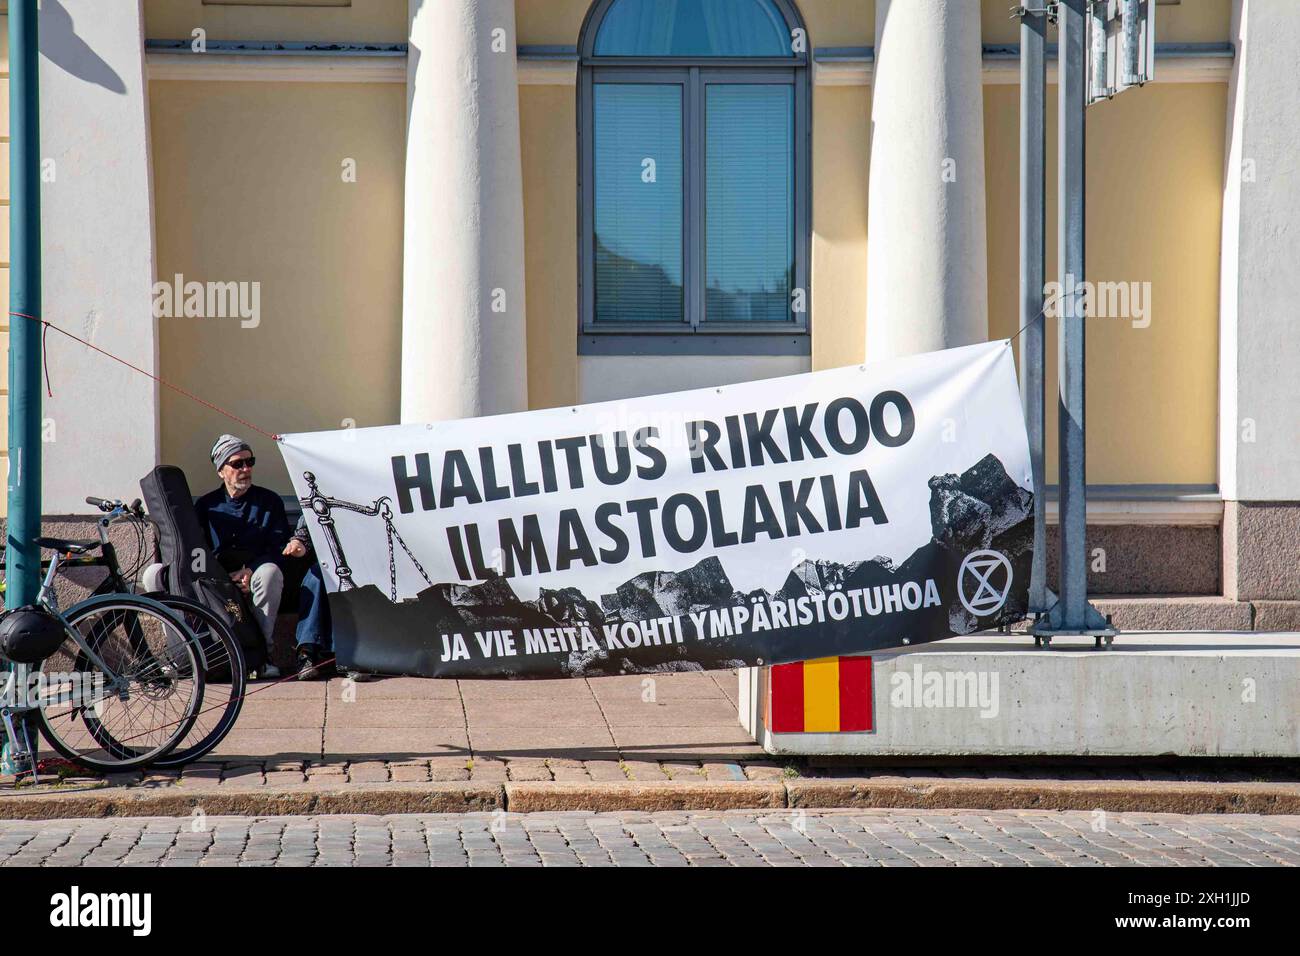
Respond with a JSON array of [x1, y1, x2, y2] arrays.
[[288, 512, 333, 678], [142, 434, 331, 681]]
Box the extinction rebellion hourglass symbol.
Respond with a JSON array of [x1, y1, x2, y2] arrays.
[[957, 550, 1013, 617], [299, 471, 432, 601]]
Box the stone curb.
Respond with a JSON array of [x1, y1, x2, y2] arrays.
[[506, 781, 787, 813], [784, 778, 1300, 815], [0, 783, 505, 820], [0, 777, 1296, 819]]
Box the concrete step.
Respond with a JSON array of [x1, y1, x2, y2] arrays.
[[1007, 595, 1261, 632], [1092, 595, 1254, 631], [743, 633, 1300, 758]]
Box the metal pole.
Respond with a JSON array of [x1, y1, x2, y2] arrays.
[[1018, 6, 1048, 615], [1059, 0, 1087, 627], [6, 0, 42, 611], [1049, 0, 1110, 638], [1121, 0, 1141, 86], [1089, 1, 1109, 102]]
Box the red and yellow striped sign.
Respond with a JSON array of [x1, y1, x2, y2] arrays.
[[768, 656, 873, 733]]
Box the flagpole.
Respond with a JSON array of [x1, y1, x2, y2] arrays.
[[6, 0, 43, 610]]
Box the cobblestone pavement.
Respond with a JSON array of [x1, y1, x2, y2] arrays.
[[1, 810, 1297, 867], [52, 754, 1300, 790], [8, 672, 1297, 800]]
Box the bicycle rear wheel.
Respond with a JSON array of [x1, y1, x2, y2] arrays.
[[146, 594, 246, 767], [35, 596, 205, 773]]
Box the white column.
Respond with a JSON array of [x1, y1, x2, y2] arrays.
[[865, 0, 988, 359], [38, 0, 158, 513], [1218, 0, 1300, 504], [1218, 0, 1300, 604], [401, 0, 528, 422]]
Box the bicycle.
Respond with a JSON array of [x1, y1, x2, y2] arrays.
[[0, 535, 207, 779], [77, 496, 248, 767]]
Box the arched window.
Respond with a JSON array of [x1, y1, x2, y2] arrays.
[[578, 0, 810, 354]]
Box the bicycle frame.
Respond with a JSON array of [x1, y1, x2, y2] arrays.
[[36, 553, 129, 681], [0, 515, 205, 779], [9, 504, 199, 678], [3, 541, 202, 738]]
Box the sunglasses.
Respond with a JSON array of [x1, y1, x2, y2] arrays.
[[225, 457, 256, 471]]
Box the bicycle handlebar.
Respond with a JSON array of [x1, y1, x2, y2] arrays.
[[86, 496, 144, 518]]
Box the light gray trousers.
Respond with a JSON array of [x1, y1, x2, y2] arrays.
[[141, 561, 283, 649]]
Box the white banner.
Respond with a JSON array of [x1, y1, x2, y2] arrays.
[[279, 340, 1033, 678]]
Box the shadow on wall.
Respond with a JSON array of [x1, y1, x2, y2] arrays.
[[40, 0, 126, 94]]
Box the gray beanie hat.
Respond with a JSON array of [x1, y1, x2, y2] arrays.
[[211, 434, 252, 469]]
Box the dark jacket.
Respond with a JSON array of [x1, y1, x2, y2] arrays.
[[195, 484, 291, 572]]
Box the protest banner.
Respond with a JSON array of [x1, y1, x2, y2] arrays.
[[279, 340, 1033, 678]]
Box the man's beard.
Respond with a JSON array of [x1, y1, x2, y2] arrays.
[[231, 475, 252, 493]]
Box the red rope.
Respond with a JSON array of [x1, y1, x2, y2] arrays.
[[9, 310, 282, 442], [109, 657, 340, 747], [40, 320, 52, 398], [0, 311, 344, 769], [41, 657, 342, 753]]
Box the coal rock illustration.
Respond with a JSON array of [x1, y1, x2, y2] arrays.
[[327, 453, 1034, 679], [775, 558, 857, 600], [600, 556, 733, 622], [536, 587, 604, 627], [431, 575, 556, 635], [930, 452, 1034, 553]]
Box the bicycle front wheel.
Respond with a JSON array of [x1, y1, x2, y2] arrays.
[[146, 594, 246, 767], [35, 596, 205, 773]]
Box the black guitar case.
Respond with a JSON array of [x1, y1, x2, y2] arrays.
[[139, 465, 266, 676]]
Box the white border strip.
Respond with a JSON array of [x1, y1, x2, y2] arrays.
[[145, 52, 1230, 86], [146, 52, 406, 83], [1045, 498, 1223, 526], [981, 54, 1231, 86]]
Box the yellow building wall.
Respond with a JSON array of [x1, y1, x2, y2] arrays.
[[140, 0, 1226, 492], [979, 0, 1228, 484], [515, 0, 1224, 484], [810, 83, 870, 372], [514, 0, 878, 46], [513, 0, 1228, 53], [519, 83, 579, 413], [981, 0, 1230, 44], [150, 80, 406, 494], [985, 82, 1225, 485], [801, 0, 873, 45], [144, 0, 407, 44], [516, 0, 593, 45]]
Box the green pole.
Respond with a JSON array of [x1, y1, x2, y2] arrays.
[[6, 0, 42, 610]]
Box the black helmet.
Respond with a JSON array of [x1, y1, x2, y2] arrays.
[[0, 605, 67, 665]]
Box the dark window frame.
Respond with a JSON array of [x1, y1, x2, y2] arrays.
[[577, 0, 812, 356]]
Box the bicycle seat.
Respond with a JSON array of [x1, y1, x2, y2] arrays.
[[34, 537, 100, 555]]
